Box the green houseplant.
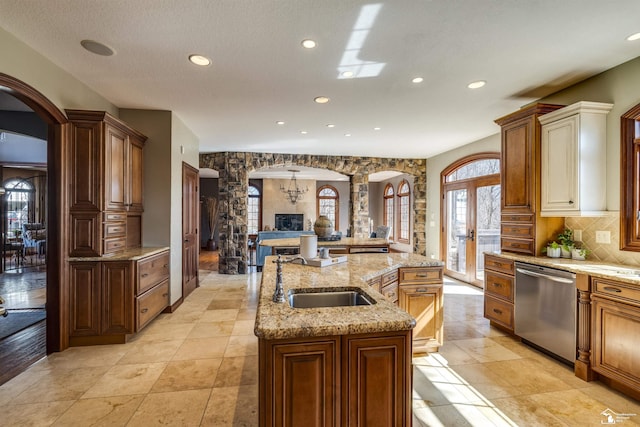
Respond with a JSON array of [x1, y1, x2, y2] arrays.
[[543, 241, 561, 258], [557, 228, 575, 258]]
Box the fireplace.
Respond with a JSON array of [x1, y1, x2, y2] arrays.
[[275, 214, 304, 231]]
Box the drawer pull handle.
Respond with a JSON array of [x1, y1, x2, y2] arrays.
[[163, 264, 168, 268], [141, 273, 149, 278], [162, 293, 169, 297], [495, 262, 503, 267], [416, 273, 428, 278], [416, 288, 429, 293], [492, 282, 502, 287], [493, 308, 503, 315], [603, 286, 622, 293], [141, 308, 149, 313]]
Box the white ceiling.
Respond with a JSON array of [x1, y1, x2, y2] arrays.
[[1, 0, 640, 161]]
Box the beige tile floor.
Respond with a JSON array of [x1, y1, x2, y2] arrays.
[[1, 269, 640, 426]]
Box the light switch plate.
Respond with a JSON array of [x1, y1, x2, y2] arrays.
[[595, 230, 611, 244]]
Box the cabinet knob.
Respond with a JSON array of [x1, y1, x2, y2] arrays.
[[162, 293, 169, 297], [141, 273, 149, 278], [141, 308, 149, 313], [569, 200, 574, 205], [493, 308, 503, 315], [492, 282, 502, 287]]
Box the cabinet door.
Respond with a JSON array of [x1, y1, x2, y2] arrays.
[[541, 115, 578, 213], [101, 261, 134, 335], [501, 116, 534, 214], [399, 284, 443, 352], [592, 296, 640, 390], [69, 262, 101, 336], [263, 338, 339, 427], [127, 137, 145, 212], [104, 124, 128, 212], [342, 333, 411, 427]]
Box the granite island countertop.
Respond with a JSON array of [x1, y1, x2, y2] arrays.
[[487, 251, 640, 286], [258, 236, 390, 248], [68, 246, 169, 262], [254, 252, 444, 340]]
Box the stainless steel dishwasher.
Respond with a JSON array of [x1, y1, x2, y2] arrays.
[[514, 262, 577, 364]]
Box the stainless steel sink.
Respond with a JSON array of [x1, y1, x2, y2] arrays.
[[288, 289, 375, 308]]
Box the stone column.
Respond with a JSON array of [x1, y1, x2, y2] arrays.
[[350, 172, 370, 238], [413, 171, 427, 256]]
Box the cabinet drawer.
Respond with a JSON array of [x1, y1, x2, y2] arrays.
[[484, 255, 514, 275], [382, 270, 399, 286], [593, 278, 640, 306], [366, 276, 382, 293], [138, 251, 170, 294], [501, 223, 533, 239], [103, 237, 126, 254], [104, 212, 127, 222], [399, 267, 443, 284], [484, 295, 514, 330], [501, 237, 534, 255], [501, 213, 534, 223], [136, 280, 169, 331], [484, 271, 514, 302], [104, 222, 126, 238], [381, 282, 399, 304]]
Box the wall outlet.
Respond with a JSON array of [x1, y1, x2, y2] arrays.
[[595, 230, 611, 244], [573, 229, 583, 241]]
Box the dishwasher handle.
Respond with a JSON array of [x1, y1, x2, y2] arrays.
[[516, 268, 575, 284]]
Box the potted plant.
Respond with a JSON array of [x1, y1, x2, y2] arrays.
[[571, 246, 590, 261], [557, 228, 574, 258], [204, 196, 219, 251], [543, 241, 561, 258]]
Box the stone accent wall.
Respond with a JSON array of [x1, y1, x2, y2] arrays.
[[200, 152, 427, 274]]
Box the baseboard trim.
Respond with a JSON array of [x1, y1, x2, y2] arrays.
[[164, 297, 184, 313]]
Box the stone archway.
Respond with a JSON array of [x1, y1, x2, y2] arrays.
[[200, 152, 426, 274], [0, 73, 68, 352]]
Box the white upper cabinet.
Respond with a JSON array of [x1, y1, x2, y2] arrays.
[[538, 101, 613, 217]]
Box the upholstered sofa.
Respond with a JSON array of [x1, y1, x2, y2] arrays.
[[22, 223, 46, 256], [256, 230, 314, 269]]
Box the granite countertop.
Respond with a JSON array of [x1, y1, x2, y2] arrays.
[[254, 253, 444, 340], [487, 252, 640, 286], [258, 237, 390, 247], [68, 247, 169, 262]]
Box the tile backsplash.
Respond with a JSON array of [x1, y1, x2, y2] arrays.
[[565, 212, 640, 265]]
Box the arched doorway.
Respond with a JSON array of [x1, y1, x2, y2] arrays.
[[0, 74, 67, 370], [440, 153, 500, 286]]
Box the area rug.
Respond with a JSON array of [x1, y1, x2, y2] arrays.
[[0, 310, 46, 341]]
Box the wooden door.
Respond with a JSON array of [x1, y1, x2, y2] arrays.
[[101, 261, 134, 335], [127, 137, 145, 212], [104, 124, 128, 212], [399, 284, 443, 352], [69, 262, 101, 337], [182, 163, 199, 299]]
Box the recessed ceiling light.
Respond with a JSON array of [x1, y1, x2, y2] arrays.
[[301, 39, 317, 49], [627, 32, 640, 41], [373, 127, 381, 131], [326, 124, 335, 128], [314, 96, 330, 104], [80, 39, 115, 56], [344, 133, 351, 137], [276, 121, 285, 125], [467, 80, 486, 89], [300, 130, 308, 135], [412, 77, 424, 83], [188, 54, 211, 66], [341, 71, 354, 78]]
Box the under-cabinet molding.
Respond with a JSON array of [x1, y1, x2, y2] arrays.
[[538, 101, 613, 217]]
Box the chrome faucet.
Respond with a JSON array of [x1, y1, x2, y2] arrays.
[[272, 255, 307, 303]]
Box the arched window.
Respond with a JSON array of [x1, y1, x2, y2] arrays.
[[4, 178, 34, 237], [383, 184, 394, 240], [317, 185, 339, 230], [247, 185, 261, 234], [397, 180, 410, 243]]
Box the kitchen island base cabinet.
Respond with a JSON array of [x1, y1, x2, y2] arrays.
[[259, 330, 412, 427]]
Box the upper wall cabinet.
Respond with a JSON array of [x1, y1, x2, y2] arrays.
[[538, 101, 613, 217], [621, 102, 640, 252]]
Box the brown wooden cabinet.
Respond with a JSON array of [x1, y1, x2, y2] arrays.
[[398, 266, 443, 353], [483, 254, 515, 333], [591, 277, 640, 398], [259, 330, 412, 427], [67, 110, 147, 256], [69, 249, 170, 346], [495, 104, 564, 256], [620, 102, 640, 251]]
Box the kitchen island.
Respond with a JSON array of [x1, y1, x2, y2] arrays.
[[255, 253, 444, 427]]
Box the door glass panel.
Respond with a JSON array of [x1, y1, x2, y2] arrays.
[[475, 184, 501, 282], [446, 189, 467, 274]]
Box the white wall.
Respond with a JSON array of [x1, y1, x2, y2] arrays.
[[262, 178, 316, 231]]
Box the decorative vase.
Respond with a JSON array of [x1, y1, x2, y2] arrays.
[[314, 215, 333, 238], [206, 238, 217, 251], [560, 245, 573, 258], [546, 246, 561, 258]]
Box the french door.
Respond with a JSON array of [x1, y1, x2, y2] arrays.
[[441, 155, 500, 286]]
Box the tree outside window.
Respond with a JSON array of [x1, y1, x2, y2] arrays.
[[317, 185, 339, 230], [247, 185, 261, 234], [383, 183, 394, 240], [398, 180, 410, 243]]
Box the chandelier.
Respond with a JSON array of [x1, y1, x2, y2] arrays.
[[280, 169, 308, 204]]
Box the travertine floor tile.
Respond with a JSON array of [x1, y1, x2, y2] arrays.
[[12, 366, 111, 404], [224, 335, 258, 357], [451, 337, 523, 363], [4, 400, 75, 426], [231, 319, 255, 336], [151, 358, 223, 392], [82, 363, 167, 398], [202, 385, 258, 426], [127, 389, 211, 426], [52, 395, 144, 426], [214, 356, 259, 387], [173, 337, 229, 360], [187, 321, 235, 338], [117, 339, 183, 364], [200, 309, 239, 322]]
